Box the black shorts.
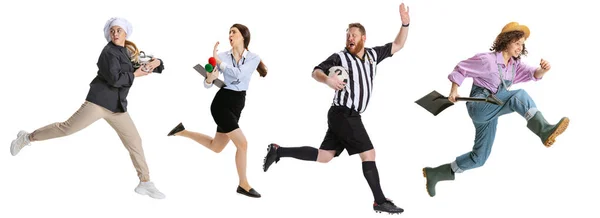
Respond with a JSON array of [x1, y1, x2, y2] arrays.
[[319, 106, 374, 157], [210, 88, 246, 133]]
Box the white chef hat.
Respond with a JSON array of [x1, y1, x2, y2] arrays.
[[103, 17, 132, 42]]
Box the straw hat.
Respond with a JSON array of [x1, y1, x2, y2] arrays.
[[500, 22, 530, 40]]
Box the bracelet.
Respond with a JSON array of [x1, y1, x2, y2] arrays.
[[402, 23, 410, 27]]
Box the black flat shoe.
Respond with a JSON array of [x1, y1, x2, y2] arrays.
[[236, 186, 261, 198], [167, 122, 185, 136]]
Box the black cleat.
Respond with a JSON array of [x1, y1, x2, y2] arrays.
[[167, 122, 185, 136], [373, 199, 404, 215], [263, 143, 280, 172]]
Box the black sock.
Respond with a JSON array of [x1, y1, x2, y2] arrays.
[[362, 161, 386, 204], [277, 146, 318, 161]]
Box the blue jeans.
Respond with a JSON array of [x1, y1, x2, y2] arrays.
[[451, 82, 539, 173]]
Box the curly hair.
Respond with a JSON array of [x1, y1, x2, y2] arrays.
[[489, 30, 528, 59]]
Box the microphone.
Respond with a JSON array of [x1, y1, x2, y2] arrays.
[[205, 57, 217, 73], [204, 63, 214, 73], [209, 57, 217, 67]]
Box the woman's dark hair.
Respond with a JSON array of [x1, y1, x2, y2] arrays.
[[231, 23, 267, 77], [490, 30, 528, 59]]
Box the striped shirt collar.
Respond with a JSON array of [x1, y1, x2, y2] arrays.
[[343, 47, 369, 61], [343, 47, 373, 64]]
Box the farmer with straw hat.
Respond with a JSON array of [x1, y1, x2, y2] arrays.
[[421, 21, 569, 197]]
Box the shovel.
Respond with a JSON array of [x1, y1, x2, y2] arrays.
[[415, 90, 504, 116], [193, 64, 226, 88]]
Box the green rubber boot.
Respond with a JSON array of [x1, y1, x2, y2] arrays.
[[422, 163, 455, 197], [526, 112, 569, 147]]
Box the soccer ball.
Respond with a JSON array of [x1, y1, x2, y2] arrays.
[[329, 66, 349, 83]]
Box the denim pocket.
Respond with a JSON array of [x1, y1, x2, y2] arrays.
[[467, 90, 490, 118]]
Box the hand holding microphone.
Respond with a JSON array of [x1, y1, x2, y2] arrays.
[[205, 57, 217, 73], [204, 41, 221, 84], [205, 57, 219, 83]]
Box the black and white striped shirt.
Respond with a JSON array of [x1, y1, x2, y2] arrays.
[[315, 42, 394, 114]]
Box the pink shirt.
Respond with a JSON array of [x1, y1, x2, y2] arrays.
[[448, 52, 540, 93]]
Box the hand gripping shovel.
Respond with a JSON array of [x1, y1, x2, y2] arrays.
[[193, 64, 226, 88], [415, 90, 504, 116]]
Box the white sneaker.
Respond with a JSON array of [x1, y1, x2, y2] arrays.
[[11, 130, 31, 156], [134, 181, 166, 199]]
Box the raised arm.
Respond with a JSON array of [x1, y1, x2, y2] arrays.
[[391, 3, 410, 54]]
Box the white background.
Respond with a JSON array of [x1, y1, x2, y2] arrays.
[[1, 0, 598, 217]]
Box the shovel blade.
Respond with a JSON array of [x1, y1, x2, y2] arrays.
[[415, 90, 455, 116]]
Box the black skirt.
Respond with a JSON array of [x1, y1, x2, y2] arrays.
[[210, 88, 246, 133]]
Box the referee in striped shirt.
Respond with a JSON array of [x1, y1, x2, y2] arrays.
[[262, 3, 410, 215]]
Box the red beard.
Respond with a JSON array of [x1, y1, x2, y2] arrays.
[[347, 40, 365, 56]]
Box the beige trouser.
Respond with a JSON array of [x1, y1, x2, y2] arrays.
[[30, 101, 150, 182]]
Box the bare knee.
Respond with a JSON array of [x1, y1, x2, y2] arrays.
[[226, 129, 247, 152], [359, 149, 376, 162], [213, 144, 226, 153], [212, 134, 231, 153], [317, 150, 335, 163], [212, 140, 227, 153], [231, 135, 247, 152], [234, 141, 247, 152]]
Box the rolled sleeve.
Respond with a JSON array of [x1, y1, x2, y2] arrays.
[[448, 69, 467, 86], [448, 53, 487, 86], [514, 60, 540, 83]]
